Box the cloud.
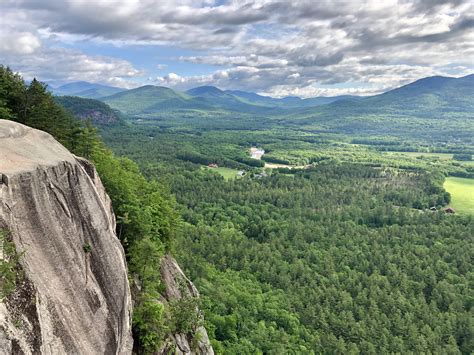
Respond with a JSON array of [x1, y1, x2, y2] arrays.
[[1, 0, 473, 96], [0, 30, 41, 55], [0, 46, 142, 88]]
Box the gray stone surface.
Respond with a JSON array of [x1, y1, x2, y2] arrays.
[[159, 255, 214, 355], [0, 120, 133, 354]]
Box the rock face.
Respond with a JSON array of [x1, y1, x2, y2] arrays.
[[54, 96, 120, 125], [159, 256, 214, 355], [0, 120, 133, 354]]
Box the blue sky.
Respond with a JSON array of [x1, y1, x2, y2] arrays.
[[1, 0, 473, 97]]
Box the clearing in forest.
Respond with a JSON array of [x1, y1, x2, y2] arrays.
[[443, 177, 474, 215]]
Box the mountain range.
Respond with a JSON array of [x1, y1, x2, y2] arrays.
[[52, 81, 361, 114], [54, 75, 473, 134], [52, 81, 125, 99], [96, 84, 360, 115], [300, 74, 474, 118]]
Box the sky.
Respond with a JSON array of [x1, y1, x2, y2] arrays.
[[0, 0, 473, 98]]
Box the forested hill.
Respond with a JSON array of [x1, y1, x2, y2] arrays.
[[59, 75, 473, 119], [54, 96, 121, 125], [363, 74, 473, 114], [296, 74, 474, 118], [100, 84, 280, 115], [52, 81, 125, 98], [283, 74, 474, 143], [100, 85, 216, 115]]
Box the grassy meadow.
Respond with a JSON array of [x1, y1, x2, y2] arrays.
[[444, 177, 474, 214], [204, 166, 240, 180]]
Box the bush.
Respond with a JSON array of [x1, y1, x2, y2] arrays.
[[170, 295, 202, 335], [133, 297, 168, 353], [453, 154, 472, 161], [0, 230, 23, 299]]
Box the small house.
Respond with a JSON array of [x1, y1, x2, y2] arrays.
[[429, 206, 437, 212], [444, 207, 456, 214], [208, 163, 218, 168]]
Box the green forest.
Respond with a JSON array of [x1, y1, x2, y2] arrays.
[[104, 126, 473, 353], [1, 67, 473, 354]]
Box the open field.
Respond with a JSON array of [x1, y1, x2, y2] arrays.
[[385, 152, 454, 160], [444, 177, 474, 215], [204, 166, 240, 180], [264, 162, 293, 169], [265, 162, 308, 169]]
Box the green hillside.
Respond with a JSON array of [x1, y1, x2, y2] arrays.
[[300, 74, 474, 118], [284, 75, 474, 144], [53, 81, 124, 98], [100, 85, 217, 115], [186, 86, 275, 113], [54, 96, 121, 125], [358, 75, 474, 116], [100, 84, 360, 116]]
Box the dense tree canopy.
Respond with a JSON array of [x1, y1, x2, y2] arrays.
[[102, 123, 473, 354], [173, 166, 472, 353]]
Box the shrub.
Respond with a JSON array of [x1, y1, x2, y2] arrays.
[[0, 230, 23, 299]]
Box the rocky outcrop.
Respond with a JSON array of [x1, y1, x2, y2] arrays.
[[54, 96, 120, 125], [0, 120, 133, 354], [159, 256, 214, 355]]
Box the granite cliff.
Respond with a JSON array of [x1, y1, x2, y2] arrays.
[[0, 119, 133, 353], [0, 120, 213, 354], [158, 256, 214, 355]]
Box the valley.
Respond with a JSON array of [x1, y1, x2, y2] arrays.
[[102, 114, 473, 353], [94, 75, 473, 354], [2, 2, 473, 354], [2, 67, 473, 354]]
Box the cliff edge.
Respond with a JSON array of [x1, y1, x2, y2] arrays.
[[159, 255, 214, 355], [0, 120, 133, 354]]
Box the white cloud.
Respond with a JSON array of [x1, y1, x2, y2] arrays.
[[0, 30, 41, 55], [0, 46, 142, 88], [1, 0, 473, 95]]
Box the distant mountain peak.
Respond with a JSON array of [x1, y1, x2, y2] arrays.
[[186, 86, 226, 96], [134, 85, 174, 91], [52, 81, 125, 99]]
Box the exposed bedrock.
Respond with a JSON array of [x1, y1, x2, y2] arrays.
[[0, 120, 133, 354]]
